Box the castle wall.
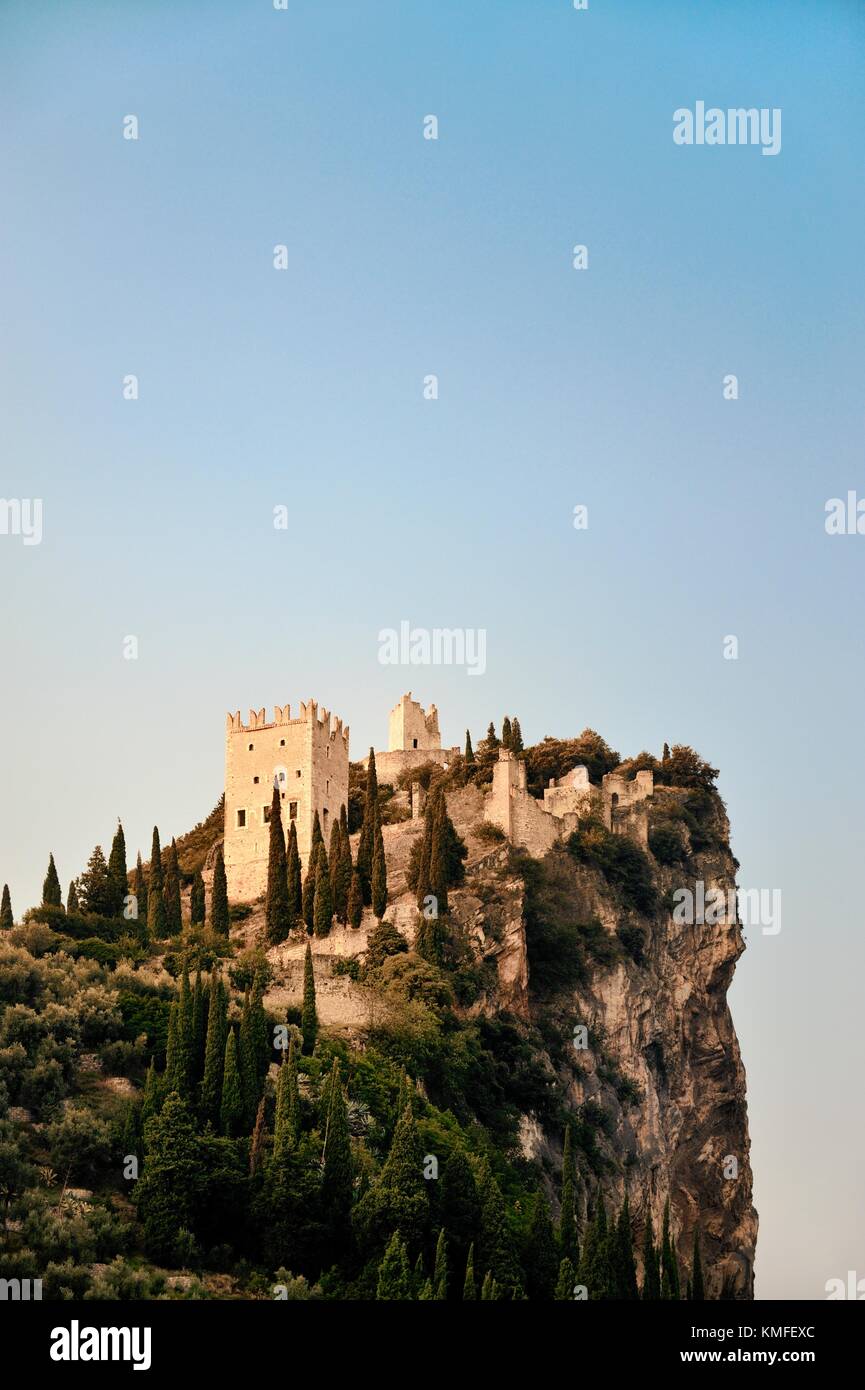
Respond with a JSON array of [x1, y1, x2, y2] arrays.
[[372, 746, 461, 787], [224, 701, 348, 902], [485, 751, 652, 855]]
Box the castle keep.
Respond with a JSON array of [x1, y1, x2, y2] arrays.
[[371, 692, 461, 786], [224, 701, 348, 902]]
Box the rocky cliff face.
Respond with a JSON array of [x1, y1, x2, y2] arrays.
[[257, 776, 757, 1298], [448, 785, 758, 1300]]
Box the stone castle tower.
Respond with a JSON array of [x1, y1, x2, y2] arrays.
[[388, 692, 440, 753], [224, 700, 349, 902]]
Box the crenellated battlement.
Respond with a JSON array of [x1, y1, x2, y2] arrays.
[[226, 701, 349, 747]]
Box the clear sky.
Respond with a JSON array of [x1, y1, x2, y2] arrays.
[[1, 0, 863, 1299]]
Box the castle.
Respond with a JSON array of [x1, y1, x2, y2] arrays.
[[224, 701, 349, 902], [223, 692, 652, 901]]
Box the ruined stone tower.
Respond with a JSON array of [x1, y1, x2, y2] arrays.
[[224, 700, 349, 902]]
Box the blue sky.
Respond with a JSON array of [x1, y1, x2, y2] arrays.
[[1, 0, 863, 1298]]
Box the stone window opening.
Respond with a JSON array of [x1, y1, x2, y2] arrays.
[[289, 801, 298, 820], [237, 809, 246, 828], [280, 738, 285, 746], [248, 743, 254, 752], [296, 769, 302, 778], [253, 776, 260, 784], [323, 808, 329, 832], [263, 804, 272, 824]]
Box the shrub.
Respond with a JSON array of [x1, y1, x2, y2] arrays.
[[472, 821, 506, 844], [616, 923, 646, 965], [45, 1105, 114, 1183], [566, 819, 657, 914], [648, 826, 685, 866], [332, 956, 361, 982]]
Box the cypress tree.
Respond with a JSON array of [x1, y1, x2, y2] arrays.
[[480, 1271, 498, 1301], [510, 717, 524, 753], [428, 796, 449, 916], [311, 809, 324, 853], [371, 831, 388, 921], [615, 1195, 639, 1299], [560, 1125, 579, 1267], [133, 852, 148, 928], [464, 730, 475, 766], [250, 972, 270, 1080], [141, 1058, 160, 1124], [286, 820, 302, 924], [463, 1243, 477, 1300], [691, 1229, 705, 1300], [321, 1059, 353, 1230], [163, 838, 182, 936], [265, 784, 291, 944], [524, 1191, 559, 1301], [485, 721, 499, 750], [107, 821, 128, 916], [190, 869, 206, 925], [42, 854, 62, 908], [239, 994, 260, 1125], [200, 971, 227, 1125], [66, 880, 79, 914], [328, 820, 342, 901], [0, 884, 12, 930], [579, 1198, 612, 1300], [191, 967, 205, 1081], [273, 1040, 299, 1160], [176, 965, 194, 1097], [301, 944, 317, 1054], [302, 843, 319, 933], [641, 1212, 661, 1300], [476, 1157, 520, 1294], [353, 1102, 429, 1255], [334, 825, 352, 924], [441, 1146, 481, 1276], [136, 1092, 201, 1263], [660, 1198, 680, 1300], [249, 1098, 267, 1177], [433, 1228, 448, 1300], [356, 749, 379, 905], [164, 1003, 180, 1094], [555, 1257, 576, 1300], [347, 869, 363, 929], [313, 859, 333, 937], [376, 1231, 413, 1300], [501, 716, 512, 750], [220, 1029, 244, 1136], [147, 828, 167, 939], [210, 846, 229, 936]]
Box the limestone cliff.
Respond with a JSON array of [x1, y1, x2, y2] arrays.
[[257, 775, 757, 1299], [449, 783, 757, 1300]]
